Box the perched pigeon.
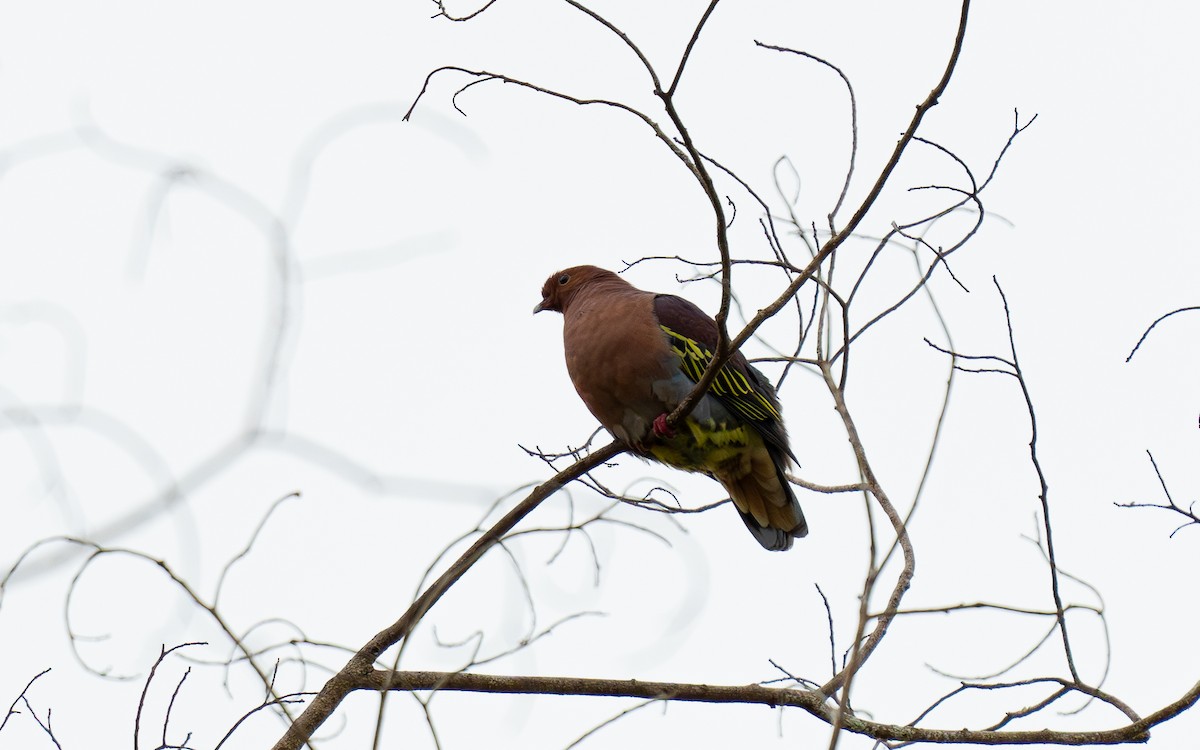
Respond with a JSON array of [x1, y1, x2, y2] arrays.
[[535, 265, 807, 550]]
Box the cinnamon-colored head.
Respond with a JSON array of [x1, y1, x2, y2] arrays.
[[533, 265, 624, 314]]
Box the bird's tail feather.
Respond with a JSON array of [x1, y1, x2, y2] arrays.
[[722, 446, 808, 551]]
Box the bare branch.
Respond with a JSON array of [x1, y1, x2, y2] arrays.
[[361, 669, 1200, 745], [134, 643, 206, 750], [754, 43, 858, 231], [1116, 451, 1200, 536], [270, 440, 626, 750], [992, 278, 1081, 684], [1, 668, 52, 735], [1125, 306, 1200, 362]]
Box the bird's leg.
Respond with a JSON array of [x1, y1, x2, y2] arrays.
[[652, 413, 676, 439]]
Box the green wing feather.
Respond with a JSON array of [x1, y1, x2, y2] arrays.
[[659, 323, 780, 422]]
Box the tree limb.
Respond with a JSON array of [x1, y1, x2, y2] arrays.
[[358, 669, 1200, 745]]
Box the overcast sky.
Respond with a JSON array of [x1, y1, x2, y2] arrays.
[[2, 2, 1198, 748]]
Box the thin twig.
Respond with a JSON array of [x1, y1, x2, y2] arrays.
[[135, 643, 206, 750], [1125, 306, 1200, 362], [993, 278, 1081, 684]]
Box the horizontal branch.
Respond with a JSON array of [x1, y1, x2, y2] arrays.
[[361, 669, 1200, 745], [874, 601, 1102, 619], [785, 473, 866, 494]]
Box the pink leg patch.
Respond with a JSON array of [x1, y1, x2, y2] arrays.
[[652, 413, 676, 439]]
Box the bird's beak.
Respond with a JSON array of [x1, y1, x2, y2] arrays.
[[533, 299, 549, 314]]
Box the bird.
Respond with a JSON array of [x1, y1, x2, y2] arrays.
[[534, 264, 807, 550]]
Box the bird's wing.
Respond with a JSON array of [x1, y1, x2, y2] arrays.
[[652, 294, 788, 431]]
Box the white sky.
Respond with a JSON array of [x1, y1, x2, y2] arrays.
[[1, 1, 1198, 748]]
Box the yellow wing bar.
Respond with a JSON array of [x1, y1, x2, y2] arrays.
[[660, 325, 780, 422]]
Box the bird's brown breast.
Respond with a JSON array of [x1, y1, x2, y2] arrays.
[[562, 287, 672, 443]]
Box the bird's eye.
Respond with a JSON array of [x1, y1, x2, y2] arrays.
[[558, 273, 570, 285]]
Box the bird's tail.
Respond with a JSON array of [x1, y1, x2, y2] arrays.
[[721, 445, 808, 551]]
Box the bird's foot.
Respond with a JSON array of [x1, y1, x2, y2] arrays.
[[652, 413, 676, 439]]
